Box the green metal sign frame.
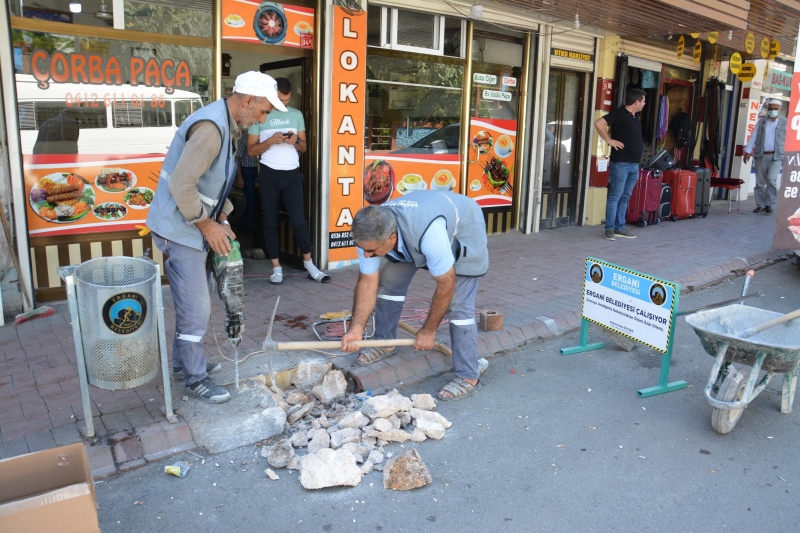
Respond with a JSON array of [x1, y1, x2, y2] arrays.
[[560, 257, 687, 397]]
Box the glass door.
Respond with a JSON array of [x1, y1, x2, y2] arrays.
[[250, 57, 313, 266], [541, 69, 585, 229]]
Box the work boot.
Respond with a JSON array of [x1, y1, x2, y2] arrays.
[[173, 362, 221, 380], [765, 205, 773, 214], [187, 377, 231, 404], [753, 206, 764, 213], [604, 228, 616, 241], [614, 229, 637, 239]]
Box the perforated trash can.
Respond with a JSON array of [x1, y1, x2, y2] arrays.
[[73, 256, 159, 389]]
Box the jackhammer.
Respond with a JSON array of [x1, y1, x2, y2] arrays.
[[211, 239, 245, 390]]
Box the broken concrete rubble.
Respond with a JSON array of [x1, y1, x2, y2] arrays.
[[299, 448, 362, 489], [291, 360, 332, 391], [383, 448, 432, 491], [312, 369, 348, 404], [259, 369, 450, 492]]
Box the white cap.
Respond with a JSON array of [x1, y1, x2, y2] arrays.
[[768, 98, 783, 108], [232, 71, 287, 112]]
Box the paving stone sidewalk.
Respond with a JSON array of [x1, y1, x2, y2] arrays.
[[0, 196, 792, 477]]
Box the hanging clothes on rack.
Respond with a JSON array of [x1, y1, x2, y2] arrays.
[[656, 95, 669, 152], [699, 78, 724, 177]]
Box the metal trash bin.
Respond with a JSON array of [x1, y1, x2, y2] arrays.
[[63, 256, 177, 437], [75, 257, 159, 389]]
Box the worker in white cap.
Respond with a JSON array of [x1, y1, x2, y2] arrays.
[[743, 98, 786, 214], [146, 71, 287, 404]]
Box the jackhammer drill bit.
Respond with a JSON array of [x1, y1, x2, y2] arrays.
[[212, 239, 245, 391]]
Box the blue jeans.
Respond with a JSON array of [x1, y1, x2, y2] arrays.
[[237, 165, 258, 229], [605, 162, 639, 231]]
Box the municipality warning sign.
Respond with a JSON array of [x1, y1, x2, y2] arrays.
[[581, 258, 678, 353]]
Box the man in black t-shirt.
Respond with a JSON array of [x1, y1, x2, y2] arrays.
[[594, 88, 646, 241]]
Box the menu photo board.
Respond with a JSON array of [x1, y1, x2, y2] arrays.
[[466, 118, 517, 208], [364, 154, 461, 204], [24, 155, 163, 237], [222, 1, 314, 49]]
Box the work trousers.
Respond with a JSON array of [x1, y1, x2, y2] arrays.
[[258, 164, 312, 260], [605, 162, 639, 230], [374, 261, 481, 380], [753, 157, 781, 208], [153, 234, 211, 386], [237, 165, 258, 230]]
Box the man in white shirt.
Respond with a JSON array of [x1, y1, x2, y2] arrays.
[[743, 99, 787, 214]]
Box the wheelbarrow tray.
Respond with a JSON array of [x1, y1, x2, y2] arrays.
[[685, 304, 800, 374]]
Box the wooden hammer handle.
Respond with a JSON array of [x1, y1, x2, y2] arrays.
[[740, 308, 800, 339], [275, 338, 415, 351], [397, 320, 453, 357]]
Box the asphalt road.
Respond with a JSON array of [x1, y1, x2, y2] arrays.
[[96, 258, 800, 533]]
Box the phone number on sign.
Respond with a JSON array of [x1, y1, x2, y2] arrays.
[[65, 92, 168, 108]]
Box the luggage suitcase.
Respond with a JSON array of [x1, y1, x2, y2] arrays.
[[662, 169, 697, 220], [625, 169, 663, 227], [688, 166, 711, 217], [642, 150, 675, 171], [659, 183, 673, 220]]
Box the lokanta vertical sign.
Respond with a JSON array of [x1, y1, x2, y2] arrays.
[[773, 24, 800, 251], [328, 5, 366, 265]]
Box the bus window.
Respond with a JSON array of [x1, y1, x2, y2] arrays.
[[175, 99, 203, 127], [19, 101, 107, 130], [112, 102, 173, 128]]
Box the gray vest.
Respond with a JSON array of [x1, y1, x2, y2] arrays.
[[147, 99, 236, 251], [385, 191, 489, 277], [754, 116, 786, 161]]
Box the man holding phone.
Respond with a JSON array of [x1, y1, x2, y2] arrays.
[[247, 77, 329, 284]]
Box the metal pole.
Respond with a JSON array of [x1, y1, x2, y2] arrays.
[[213, 0, 222, 101], [154, 265, 177, 423], [511, 31, 532, 230], [459, 21, 474, 194], [66, 276, 94, 437]]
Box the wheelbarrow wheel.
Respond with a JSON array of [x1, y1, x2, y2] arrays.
[[711, 369, 750, 434]]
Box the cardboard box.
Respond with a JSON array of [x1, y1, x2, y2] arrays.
[[0, 443, 100, 533]]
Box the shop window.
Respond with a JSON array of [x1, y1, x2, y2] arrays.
[[367, 6, 464, 58], [366, 53, 463, 154]]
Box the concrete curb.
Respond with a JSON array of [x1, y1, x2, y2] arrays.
[[341, 250, 793, 395], [83, 418, 197, 479]]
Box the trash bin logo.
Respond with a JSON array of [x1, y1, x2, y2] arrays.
[[102, 292, 148, 334], [649, 283, 667, 306], [589, 263, 603, 283]]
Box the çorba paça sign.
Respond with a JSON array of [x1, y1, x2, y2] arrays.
[[30, 50, 192, 94]]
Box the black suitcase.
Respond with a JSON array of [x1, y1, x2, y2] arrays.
[[659, 183, 673, 220], [643, 150, 675, 171], [688, 166, 711, 217]]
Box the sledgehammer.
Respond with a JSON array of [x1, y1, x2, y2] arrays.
[[262, 297, 414, 389]]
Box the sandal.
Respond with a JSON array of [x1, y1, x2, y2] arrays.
[[307, 272, 331, 283], [357, 346, 397, 366], [437, 378, 481, 402]]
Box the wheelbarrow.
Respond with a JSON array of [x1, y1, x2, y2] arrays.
[[685, 304, 800, 434]]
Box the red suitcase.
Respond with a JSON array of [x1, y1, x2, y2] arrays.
[[662, 169, 697, 220], [625, 169, 663, 227]]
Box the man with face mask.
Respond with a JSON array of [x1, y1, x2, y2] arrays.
[[743, 98, 787, 214], [147, 71, 287, 403]]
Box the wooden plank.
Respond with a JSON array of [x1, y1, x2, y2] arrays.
[[68, 243, 82, 266], [30, 247, 39, 290], [9, 16, 212, 48], [45, 245, 60, 289]]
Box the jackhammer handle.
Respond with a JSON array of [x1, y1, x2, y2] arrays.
[[275, 338, 416, 351]]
